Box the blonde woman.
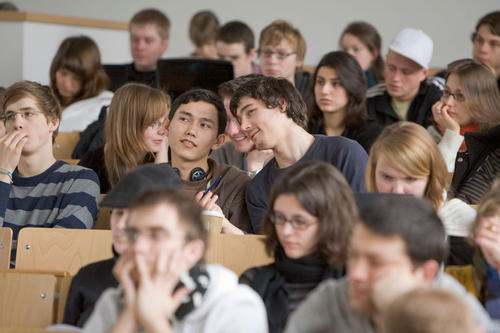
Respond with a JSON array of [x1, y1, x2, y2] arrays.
[[366, 121, 476, 265], [79, 83, 169, 193]]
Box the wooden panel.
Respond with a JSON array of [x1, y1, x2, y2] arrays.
[[0, 227, 12, 269], [0, 269, 71, 324], [205, 234, 273, 276], [0, 271, 56, 328], [16, 228, 113, 275], [53, 131, 80, 160], [0, 11, 127, 30], [60, 159, 80, 165]]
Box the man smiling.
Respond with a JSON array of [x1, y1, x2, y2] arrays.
[[168, 89, 252, 234], [230, 76, 367, 233]]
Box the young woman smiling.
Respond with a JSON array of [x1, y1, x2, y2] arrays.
[[240, 161, 358, 333]]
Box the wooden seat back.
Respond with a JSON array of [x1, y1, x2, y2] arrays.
[[53, 131, 80, 160], [205, 234, 273, 276], [0, 227, 13, 269], [0, 270, 57, 328], [16, 228, 113, 275]]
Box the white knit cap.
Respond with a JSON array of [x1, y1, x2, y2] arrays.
[[389, 28, 433, 69]]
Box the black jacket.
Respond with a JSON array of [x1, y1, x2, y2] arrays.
[[63, 256, 118, 327], [366, 77, 444, 128], [451, 124, 500, 204]]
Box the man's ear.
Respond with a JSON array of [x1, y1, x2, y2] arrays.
[[161, 38, 169, 55], [295, 58, 303, 69], [415, 259, 440, 282], [211, 133, 225, 150], [48, 117, 59, 134], [279, 99, 288, 113], [420, 68, 429, 81], [184, 239, 205, 267], [248, 48, 256, 60]]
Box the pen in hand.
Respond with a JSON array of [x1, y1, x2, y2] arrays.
[[201, 176, 221, 198]]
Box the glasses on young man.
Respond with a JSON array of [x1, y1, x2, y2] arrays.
[[269, 211, 317, 230], [442, 89, 465, 102], [1, 110, 43, 123], [257, 49, 296, 60], [124, 227, 171, 243]]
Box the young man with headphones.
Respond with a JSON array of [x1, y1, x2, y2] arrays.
[[167, 89, 253, 234]]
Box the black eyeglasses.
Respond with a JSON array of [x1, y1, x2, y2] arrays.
[[442, 89, 465, 102], [269, 211, 317, 230]]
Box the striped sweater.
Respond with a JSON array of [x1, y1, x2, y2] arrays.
[[0, 160, 100, 246]]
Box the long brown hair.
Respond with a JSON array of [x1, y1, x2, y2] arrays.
[[445, 58, 500, 132], [104, 83, 170, 187], [366, 122, 447, 210], [340, 21, 384, 82], [262, 161, 358, 268], [50, 36, 109, 107]]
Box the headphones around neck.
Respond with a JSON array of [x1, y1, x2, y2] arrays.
[[172, 166, 208, 182]]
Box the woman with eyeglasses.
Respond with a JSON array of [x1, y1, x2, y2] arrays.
[[79, 83, 170, 193], [240, 161, 357, 333], [366, 121, 477, 265], [308, 51, 382, 153], [428, 59, 500, 204]]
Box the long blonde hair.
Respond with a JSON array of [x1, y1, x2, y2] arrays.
[[366, 122, 448, 210], [104, 83, 170, 187]]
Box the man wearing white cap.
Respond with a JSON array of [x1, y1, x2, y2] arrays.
[[366, 28, 444, 127]]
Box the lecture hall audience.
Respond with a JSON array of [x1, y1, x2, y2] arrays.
[[1, 5, 500, 332]]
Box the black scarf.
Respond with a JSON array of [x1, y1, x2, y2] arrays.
[[250, 246, 343, 333], [174, 265, 210, 320]]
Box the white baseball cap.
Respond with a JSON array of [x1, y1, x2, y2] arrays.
[[389, 28, 433, 69]]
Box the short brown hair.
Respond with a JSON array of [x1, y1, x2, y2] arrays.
[[366, 122, 447, 210], [1, 81, 61, 141], [50, 35, 109, 107], [189, 10, 219, 47], [129, 188, 208, 247], [230, 75, 308, 129], [259, 20, 306, 62], [129, 8, 170, 40], [474, 11, 500, 36], [383, 288, 477, 333], [262, 161, 358, 268], [216, 20, 255, 54], [445, 58, 500, 132]]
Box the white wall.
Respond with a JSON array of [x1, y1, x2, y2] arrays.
[[6, 0, 500, 73]]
